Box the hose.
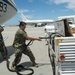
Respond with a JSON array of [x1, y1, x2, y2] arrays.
[[4, 41, 34, 75], [6, 56, 34, 75]]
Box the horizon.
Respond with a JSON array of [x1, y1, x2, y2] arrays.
[[5, 0, 75, 25]]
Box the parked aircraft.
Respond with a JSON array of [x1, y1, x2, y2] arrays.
[[0, 0, 17, 25], [21, 13, 54, 27]]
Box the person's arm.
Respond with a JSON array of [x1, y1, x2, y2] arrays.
[[24, 36, 41, 41]]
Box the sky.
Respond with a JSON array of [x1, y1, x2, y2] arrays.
[[5, 0, 75, 25]]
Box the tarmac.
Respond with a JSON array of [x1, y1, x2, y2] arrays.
[[0, 26, 53, 75]]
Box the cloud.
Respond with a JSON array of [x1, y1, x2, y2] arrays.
[[47, 0, 75, 10], [25, 15, 33, 19], [18, 9, 29, 13], [18, 9, 36, 19]]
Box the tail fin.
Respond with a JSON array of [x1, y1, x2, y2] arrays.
[[20, 13, 29, 21]]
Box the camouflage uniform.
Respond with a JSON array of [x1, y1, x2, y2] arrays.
[[0, 33, 6, 60], [12, 28, 35, 67]]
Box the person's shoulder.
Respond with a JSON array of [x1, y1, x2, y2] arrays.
[[17, 29, 25, 34], [17, 28, 22, 32]]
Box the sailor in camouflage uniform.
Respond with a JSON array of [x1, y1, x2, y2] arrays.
[[11, 22, 42, 70], [0, 26, 6, 60]]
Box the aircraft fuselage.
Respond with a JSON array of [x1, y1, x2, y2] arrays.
[[0, 0, 17, 25]]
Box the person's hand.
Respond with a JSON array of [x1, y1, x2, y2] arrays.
[[37, 37, 42, 41]]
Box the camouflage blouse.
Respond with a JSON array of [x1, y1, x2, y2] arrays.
[[13, 28, 27, 48]]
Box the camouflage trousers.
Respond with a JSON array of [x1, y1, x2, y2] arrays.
[[12, 46, 35, 67]]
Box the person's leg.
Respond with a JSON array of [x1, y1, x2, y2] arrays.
[[45, 33, 48, 45], [11, 48, 22, 70], [23, 46, 39, 67]]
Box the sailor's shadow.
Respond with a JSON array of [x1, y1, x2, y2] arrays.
[[7, 46, 15, 58], [19, 61, 32, 67], [0, 45, 14, 63], [19, 61, 51, 68]]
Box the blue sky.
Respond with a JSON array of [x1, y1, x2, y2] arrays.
[[6, 0, 75, 25]]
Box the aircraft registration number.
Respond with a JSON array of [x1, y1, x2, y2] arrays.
[[0, 2, 7, 12]]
